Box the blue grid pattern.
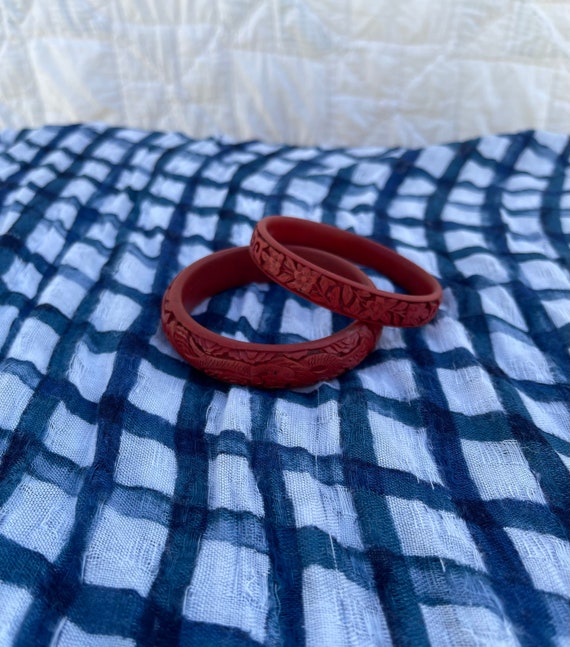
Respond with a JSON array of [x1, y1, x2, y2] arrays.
[[0, 124, 568, 646]]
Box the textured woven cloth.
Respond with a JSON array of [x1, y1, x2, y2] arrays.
[[0, 124, 568, 646]]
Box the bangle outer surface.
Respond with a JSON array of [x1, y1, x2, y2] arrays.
[[250, 216, 442, 328], [161, 246, 382, 389]]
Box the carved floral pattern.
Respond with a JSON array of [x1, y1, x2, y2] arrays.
[[161, 283, 379, 389], [292, 265, 319, 293], [261, 246, 284, 276], [250, 227, 441, 328]]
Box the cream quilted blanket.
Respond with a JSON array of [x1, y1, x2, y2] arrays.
[[0, 1, 569, 147]]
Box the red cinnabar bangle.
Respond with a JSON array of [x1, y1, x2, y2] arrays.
[[250, 216, 442, 327], [161, 246, 382, 389]]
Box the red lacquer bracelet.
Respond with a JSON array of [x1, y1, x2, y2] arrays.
[[250, 216, 442, 327], [161, 245, 382, 389]]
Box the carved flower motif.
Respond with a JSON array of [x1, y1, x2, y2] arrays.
[[251, 361, 298, 387], [360, 295, 392, 322], [293, 266, 319, 293], [262, 248, 284, 276], [306, 352, 342, 376], [406, 302, 431, 327]]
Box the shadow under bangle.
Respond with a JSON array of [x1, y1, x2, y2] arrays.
[[250, 216, 442, 327], [161, 245, 382, 389]]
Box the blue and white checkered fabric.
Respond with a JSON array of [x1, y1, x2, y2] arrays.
[[0, 124, 568, 646]]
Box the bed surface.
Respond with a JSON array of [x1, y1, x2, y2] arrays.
[[1, 1, 569, 148]]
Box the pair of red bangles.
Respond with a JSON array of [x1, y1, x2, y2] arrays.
[[161, 216, 442, 389]]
